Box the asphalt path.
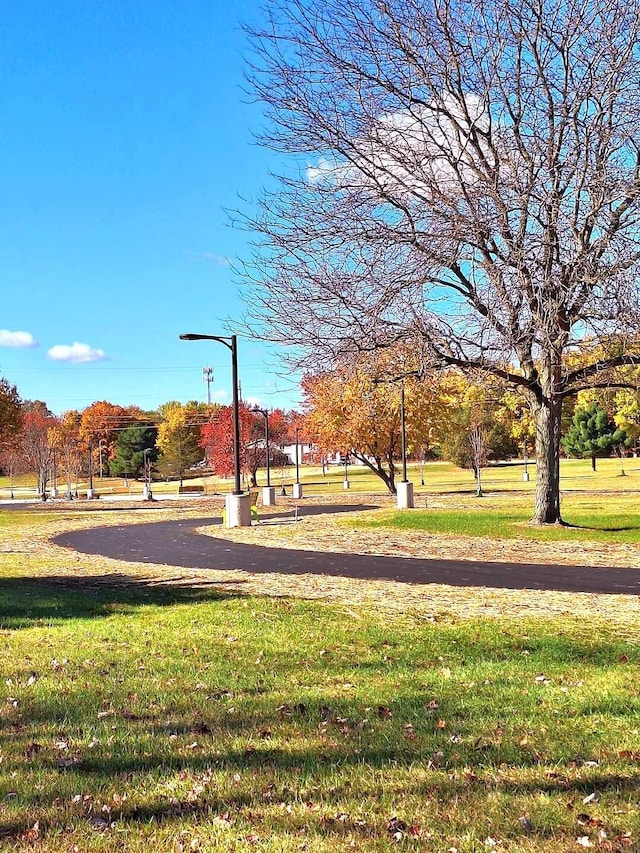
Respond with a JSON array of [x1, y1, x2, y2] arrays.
[[51, 503, 640, 596]]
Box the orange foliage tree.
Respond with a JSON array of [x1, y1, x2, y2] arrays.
[[302, 355, 454, 493]]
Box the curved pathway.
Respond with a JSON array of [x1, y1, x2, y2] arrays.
[[53, 503, 640, 596]]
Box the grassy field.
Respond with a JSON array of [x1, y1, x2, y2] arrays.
[[0, 507, 639, 851], [2, 455, 639, 502], [353, 491, 640, 544]]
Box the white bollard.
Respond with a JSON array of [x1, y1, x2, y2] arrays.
[[262, 485, 276, 507], [292, 482, 303, 499], [396, 480, 414, 509], [225, 492, 252, 528]]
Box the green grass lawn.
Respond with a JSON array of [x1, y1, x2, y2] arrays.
[[2, 455, 639, 501], [1, 510, 640, 850], [353, 491, 640, 543]]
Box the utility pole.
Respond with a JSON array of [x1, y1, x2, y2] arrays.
[[202, 366, 214, 405]]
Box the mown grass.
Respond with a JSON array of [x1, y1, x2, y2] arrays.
[[354, 491, 640, 544], [2, 455, 639, 501], [1, 510, 640, 851]]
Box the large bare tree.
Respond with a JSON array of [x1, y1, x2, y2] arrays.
[[241, 0, 640, 523]]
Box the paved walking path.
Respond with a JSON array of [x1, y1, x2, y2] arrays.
[[52, 503, 640, 595]]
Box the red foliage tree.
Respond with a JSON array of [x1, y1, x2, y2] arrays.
[[18, 403, 57, 497], [200, 404, 253, 481], [200, 404, 290, 486]]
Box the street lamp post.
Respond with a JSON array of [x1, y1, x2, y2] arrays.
[[98, 439, 107, 478], [396, 380, 414, 508], [252, 407, 276, 506], [87, 443, 95, 500], [373, 376, 414, 509], [142, 448, 153, 500], [180, 332, 251, 527], [343, 452, 350, 490], [293, 426, 303, 499], [50, 448, 58, 499]]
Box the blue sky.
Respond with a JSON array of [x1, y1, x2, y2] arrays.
[[0, 0, 301, 415]]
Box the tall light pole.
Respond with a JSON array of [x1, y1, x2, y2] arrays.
[[397, 379, 414, 507], [373, 376, 414, 509], [400, 381, 408, 484], [98, 439, 107, 478], [142, 448, 152, 500], [87, 442, 95, 500], [180, 333, 251, 527], [293, 426, 303, 499], [252, 407, 276, 506], [50, 448, 58, 499]]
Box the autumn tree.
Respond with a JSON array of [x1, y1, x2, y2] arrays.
[[244, 408, 290, 486], [18, 402, 57, 497], [49, 410, 83, 498], [156, 402, 203, 484], [199, 404, 254, 482], [79, 401, 142, 476], [302, 355, 451, 493], [242, 0, 640, 524]]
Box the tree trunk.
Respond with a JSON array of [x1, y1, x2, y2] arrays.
[[532, 390, 563, 524], [352, 452, 396, 494], [591, 454, 596, 472]]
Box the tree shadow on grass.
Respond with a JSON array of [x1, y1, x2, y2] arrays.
[[0, 573, 246, 629], [1, 625, 639, 842], [1, 737, 639, 843]]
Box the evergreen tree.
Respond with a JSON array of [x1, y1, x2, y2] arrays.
[[110, 426, 157, 479], [562, 403, 628, 471]]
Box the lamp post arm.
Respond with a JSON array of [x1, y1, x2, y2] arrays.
[[179, 331, 243, 496]]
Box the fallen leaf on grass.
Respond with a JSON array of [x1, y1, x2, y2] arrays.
[[24, 742, 41, 759], [19, 822, 40, 842], [387, 816, 407, 842], [619, 750, 640, 760], [519, 816, 533, 833]]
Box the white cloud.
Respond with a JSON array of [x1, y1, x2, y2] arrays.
[[201, 252, 231, 266], [47, 342, 106, 363], [244, 396, 262, 408], [306, 156, 340, 183], [0, 329, 38, 348], [307, 92, 490, 195], [212, 388, 229, 401], [185, 252, 231, 266]]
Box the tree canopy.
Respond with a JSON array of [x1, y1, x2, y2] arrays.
[[0, 377, 22, 450], [242, 0, 640, 523]]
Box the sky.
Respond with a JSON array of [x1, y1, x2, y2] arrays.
[[0, 0, 302, 415]]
